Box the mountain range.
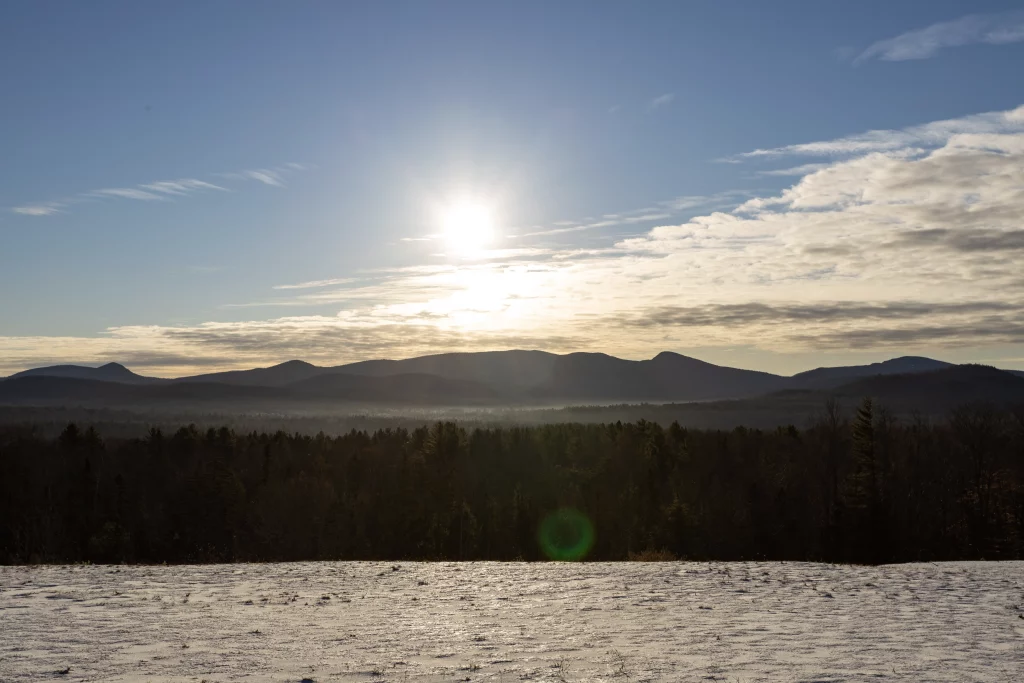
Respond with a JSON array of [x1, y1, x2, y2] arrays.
[[2, 351, 1023, 409]]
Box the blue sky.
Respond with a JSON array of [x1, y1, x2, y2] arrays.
[[3, 0, 1024, 375]]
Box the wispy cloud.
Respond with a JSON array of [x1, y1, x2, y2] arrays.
[[12, 204, 62, 216], [242, 169, 283, 186], [659, 191, 753, 211], [520, 224, 597, 238], [217, 164, 311, 187], [756, 163, 831, 177], [11, 164, 307, 218], [648, 93, 675, 110], [855, 12, 1024, 64], [141, 179, 226, 195], [520, 212, 681, 238], [89, 188, 166, 201], [273, 277, 358, 290], [507, 193, 750, 240], [404, 201, 699, 244]]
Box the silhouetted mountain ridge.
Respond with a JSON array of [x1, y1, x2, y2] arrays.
[[832, 364, 1024, 406], [3, 351, 1023, 408], [337, 350, 558, 388], [6, 362, 161, 385], [0, 372, 498, 406], [789, 356, 953, 390], [175, 360, 323, 387], [531, 351, 785, 401]]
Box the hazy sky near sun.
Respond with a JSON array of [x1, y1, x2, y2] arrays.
[[3, 0, 1024, 376]]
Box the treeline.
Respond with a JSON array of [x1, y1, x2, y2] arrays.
[[1, 399, 1022, 564]]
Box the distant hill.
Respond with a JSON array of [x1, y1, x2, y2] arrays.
[[175, 360, 325, 387], [0, 372, 497, 406], [6, 362, 161, 385], [336, 350, 786, 401], [532, 351, 786, 401], [539, 365, 1024, 429], [832, 364, 1024, 409], [167, 349, 786, 402], [336, 350, 558, 388], [788, 356, 953, 390]]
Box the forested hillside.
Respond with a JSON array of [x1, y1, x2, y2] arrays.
[[1, 400, 1022, 564]]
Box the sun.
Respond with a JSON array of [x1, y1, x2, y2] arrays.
[[441, 201, 495, 255]]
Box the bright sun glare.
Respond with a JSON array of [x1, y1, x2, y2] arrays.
[[441, 201, 495, 255]]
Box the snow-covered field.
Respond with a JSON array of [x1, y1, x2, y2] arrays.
[[2, 562, 1022, 682]]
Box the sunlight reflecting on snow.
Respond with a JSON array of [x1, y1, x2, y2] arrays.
[[2, 562, 1022, 681]]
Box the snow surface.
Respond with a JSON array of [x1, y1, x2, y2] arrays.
[[2, 562, 1022, 682]]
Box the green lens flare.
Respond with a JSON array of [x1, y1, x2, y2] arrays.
[[538, 508, 595, 561]]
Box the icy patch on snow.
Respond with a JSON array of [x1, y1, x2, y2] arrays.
[[1, 562, 1022, 681]]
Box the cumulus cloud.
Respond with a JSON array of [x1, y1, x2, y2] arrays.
[[608, 109, 1024, 353], [613, 302, 1024, 350], [891, 228, 1024, 253], [856, 12, 1024, 64]]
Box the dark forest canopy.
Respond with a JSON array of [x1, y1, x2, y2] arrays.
[[1, 400, 1022, 565]]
